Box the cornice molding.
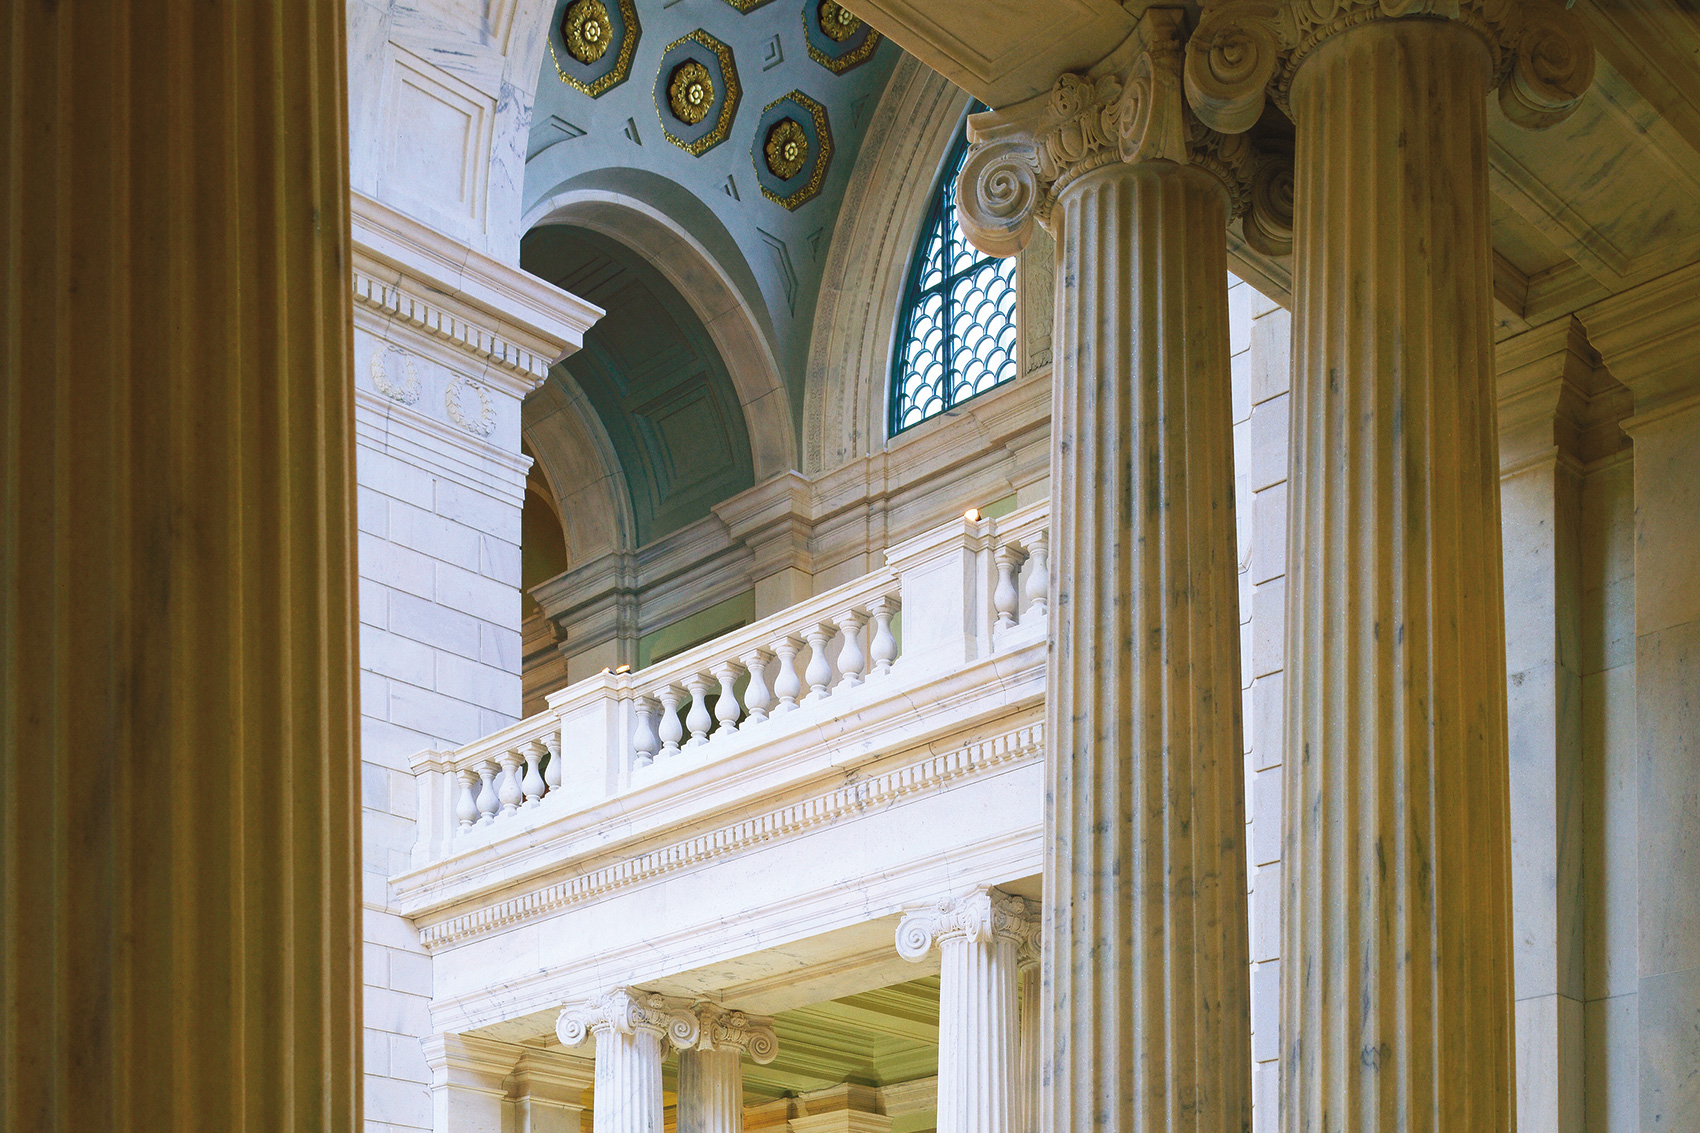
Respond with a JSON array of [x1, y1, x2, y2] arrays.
[[412, 721, 1044, 950], [350, 190, 604, 394]]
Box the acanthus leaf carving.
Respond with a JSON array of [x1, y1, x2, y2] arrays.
[[895, 886, 1041, 961], [954, 9, 1266, 260], [694, 1003, 779, 1064]]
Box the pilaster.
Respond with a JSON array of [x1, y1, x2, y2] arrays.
[[1579, 264, 1700, 1131], [507, 1047, 595, 1133], [421, 1033, 518, 1133]]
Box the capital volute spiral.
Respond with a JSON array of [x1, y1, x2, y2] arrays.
[[896, 886, 1041, 961], [694, 1003, 780, 1064], [1184, 0, 1594, 131], [954, 8, 1264, 259], [556, 988, 701, 1050]]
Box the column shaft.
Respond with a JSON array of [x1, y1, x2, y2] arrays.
[[678, 1046, 744, 1133], [1, 1, 359, 1129], [1283, 20, 1513, 1132], [1016, 964, 1041, 1133], [593, 1028, 666, 1133], [1046, 160, 1251, 1132], [937, 934, 1020, 1133]]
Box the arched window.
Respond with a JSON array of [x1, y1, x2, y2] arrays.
[[889, 128, 1021, 435]]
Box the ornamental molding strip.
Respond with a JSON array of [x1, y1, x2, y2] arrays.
[[694, 1003, 780, 1063], [414, 722, 1044, 950], [353, 268, 557, 387], [896, 886, 1041, 964], [1184, 0, 1595, 132], [952, 10, 1284, 259], [557, 988, 700, 1047]]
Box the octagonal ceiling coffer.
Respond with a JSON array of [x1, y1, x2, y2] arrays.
[[653, 30, 741, 157], [804, 0, 882, 75], [752, 90, 833, 211], [550, 0, 640, 98]]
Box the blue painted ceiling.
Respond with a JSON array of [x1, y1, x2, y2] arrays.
[[523, 0, 903, 425]]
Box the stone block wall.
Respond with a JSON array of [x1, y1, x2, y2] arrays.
[[1228, 276, 1293, 1133]]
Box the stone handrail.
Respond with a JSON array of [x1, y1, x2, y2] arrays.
[[407, 500, 1050, 868]]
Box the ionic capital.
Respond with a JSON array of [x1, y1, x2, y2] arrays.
[[896, 886, 1041, 963], [1185, 0, 1594, 132], [556, 988, 701, 1050], [693, 1004, 780, 1064], [954, 8, 1268, 257]]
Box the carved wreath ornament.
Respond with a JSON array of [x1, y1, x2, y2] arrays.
[[369, 346, 421, 405], [953, 0, 1592, 262], [444, 376, 494, 437]]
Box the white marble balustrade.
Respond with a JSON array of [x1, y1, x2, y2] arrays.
[[405, 501, 1051, 871]]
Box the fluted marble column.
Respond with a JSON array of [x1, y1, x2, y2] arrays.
[[1015, 959, 1042, 1133], [956, 12, 1266, 1132], [678, 1005, 779, 1133], [558, 990, 701, 1133], [1, 1, 358, 1128], [1183, 2, 1596, 1130], [897, 888, 1038, 1133]]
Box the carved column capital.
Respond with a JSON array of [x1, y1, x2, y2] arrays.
[[896, 886, 1041, 964], [556, 988, 701, 1050], [1185, 0, 1594, 132], [693, 1004, 780, 1065], [955, 8, 1270, 257]]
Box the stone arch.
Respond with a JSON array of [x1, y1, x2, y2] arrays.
[[802, 57, 970, 474], [523, 180, 798, 479], [522, 370, 635, 567]]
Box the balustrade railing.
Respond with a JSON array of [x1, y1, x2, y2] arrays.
[[406, 500, 1051, 868]]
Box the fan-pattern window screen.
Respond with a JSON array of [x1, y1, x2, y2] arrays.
[[890, 129, 1020, 435]]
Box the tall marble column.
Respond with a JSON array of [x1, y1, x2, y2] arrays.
[[897, 888, 1039, 1133], [1, 0, 359, 1127], [955, 11, 1268, 1131], [678, 1005, 779, 1133], [558, 990, 701, 1133], [1184, 2, 1596, 1129]]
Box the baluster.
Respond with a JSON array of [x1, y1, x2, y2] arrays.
[[497, 748, 523, 817], [994, 543, 1023, 629], [632, 696, 660, 767], [869, 596, 899, 676], [455, 768, 479, 830], [1025, 530, 1049, 619], [657, 687, 684, 758], [543, 734, 563, 794], [802, 624, 834, 703], [475, 759, 499, 825], [713, 661, 742, 735], [740, 648, 772, 723], [835, 611, 866, 689], [771, 637, 802, 714], [520, 740, 546, 807], [684, 675, 713, 747]]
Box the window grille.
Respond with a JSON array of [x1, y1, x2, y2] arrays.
[[889, 127, 1020, 435]]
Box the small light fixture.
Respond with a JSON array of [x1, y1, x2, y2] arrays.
[[614, 664, 632, 674], [963, 507, 980, 522]]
